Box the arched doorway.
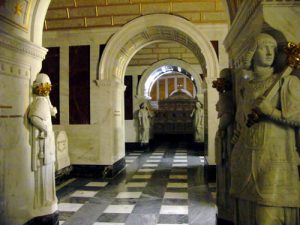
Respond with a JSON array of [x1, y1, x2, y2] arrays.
[[98, 14, 219, 168], [137, 58, 203, 101]]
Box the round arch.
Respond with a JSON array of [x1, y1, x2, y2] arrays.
[[137, 59, 203, 100], [99, 14, 219, 82]]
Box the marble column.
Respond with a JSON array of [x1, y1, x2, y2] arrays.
[[96, 80, 126, 164], [0, 30, 58, 224]]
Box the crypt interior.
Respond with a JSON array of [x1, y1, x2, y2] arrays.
[[0, 0, 299, 225]]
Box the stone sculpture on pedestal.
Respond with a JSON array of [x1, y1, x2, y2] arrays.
[[190, 101, 204, 142], [28, 73, 57, 209], [138, 102, 150, 147], [230, 33, 300, 225], [213, 68, 234, 222]]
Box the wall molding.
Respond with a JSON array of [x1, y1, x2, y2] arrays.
[[224, 1, 300, 67], [0, 57, 31, 80], [0, 30, 47, 60]]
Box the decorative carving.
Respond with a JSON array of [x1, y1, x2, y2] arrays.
[[0, 30, 47, 60], [231, 33, 300, 225], [0, 58, 30, 79], [114, 26, 206, 81], [0, 0, 32, 30], [285, 42, 300, 69], [55, 131, 71, 172], [246, 41, 300, 127], [212, 77, 232, 93]]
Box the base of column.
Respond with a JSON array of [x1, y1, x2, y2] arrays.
[[24, 211, 59, 225], [55, 165, 73, 185], [204, 164, 216, 183], [71, 157, 126, 179], [216, 215, 234, 225]]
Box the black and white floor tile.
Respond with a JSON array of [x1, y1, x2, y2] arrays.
[[57, 142, 216, 225]]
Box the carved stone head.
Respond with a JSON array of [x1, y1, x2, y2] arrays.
[[33, 73, 52, 96], [243, 33, 277, 69]]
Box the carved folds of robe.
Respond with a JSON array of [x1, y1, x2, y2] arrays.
[[29, 96, 56, 208]]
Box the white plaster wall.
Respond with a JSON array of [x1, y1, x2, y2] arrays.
[[44, 28, 123, 165]]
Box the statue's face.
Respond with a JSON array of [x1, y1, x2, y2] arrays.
[[253, 39, 276, 67], [34, 82, 52, 96]]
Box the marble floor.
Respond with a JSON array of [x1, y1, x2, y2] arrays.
[[57, 142, 217, 225]]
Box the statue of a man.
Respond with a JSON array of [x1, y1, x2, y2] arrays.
[[190, 101, 204, 142], [138, 102, 150, 146], [230, 33, 300, 225], [214, 68, 234, 221], [28, 73, 57, 209]]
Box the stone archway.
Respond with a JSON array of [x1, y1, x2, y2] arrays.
[[0, 5, 221, 224], [97, 14, 219, 167], [99, 14, 219, 81]]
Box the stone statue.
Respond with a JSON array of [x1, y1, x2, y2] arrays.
[[213, 68, 234, 222], [28, 73, 57, 209], [230, 33, 300, 225], [138, 102, 150, 146], [190, 101, 204, 142]]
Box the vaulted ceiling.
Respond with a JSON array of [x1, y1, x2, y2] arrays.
[[45, 0, 228, 30], [129, 41, 197, 66]]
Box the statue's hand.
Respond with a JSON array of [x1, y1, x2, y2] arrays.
[[51, 107, 57, 117], [255, 96, 274, 116]]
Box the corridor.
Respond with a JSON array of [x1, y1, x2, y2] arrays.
[[57, 142, 216, 225]]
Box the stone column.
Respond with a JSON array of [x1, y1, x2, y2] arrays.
[[0, 30, 58, 224], [59, 46, 69, 125], [96, 80, 126, 167]]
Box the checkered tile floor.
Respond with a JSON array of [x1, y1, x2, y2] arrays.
[[57, 142, 216, 225]]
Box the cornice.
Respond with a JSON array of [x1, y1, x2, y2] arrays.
[[0, 30, 47, 60], [224, 0, 300, 52], [224, 0, 261, 52]]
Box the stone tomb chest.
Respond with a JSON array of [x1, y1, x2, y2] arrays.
[[153, 90, 195, 135]]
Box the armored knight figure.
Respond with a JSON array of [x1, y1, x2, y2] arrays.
[[214, 68, 234, 222], [230, 33, 300, 225], [28, 73, 57, 209]]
